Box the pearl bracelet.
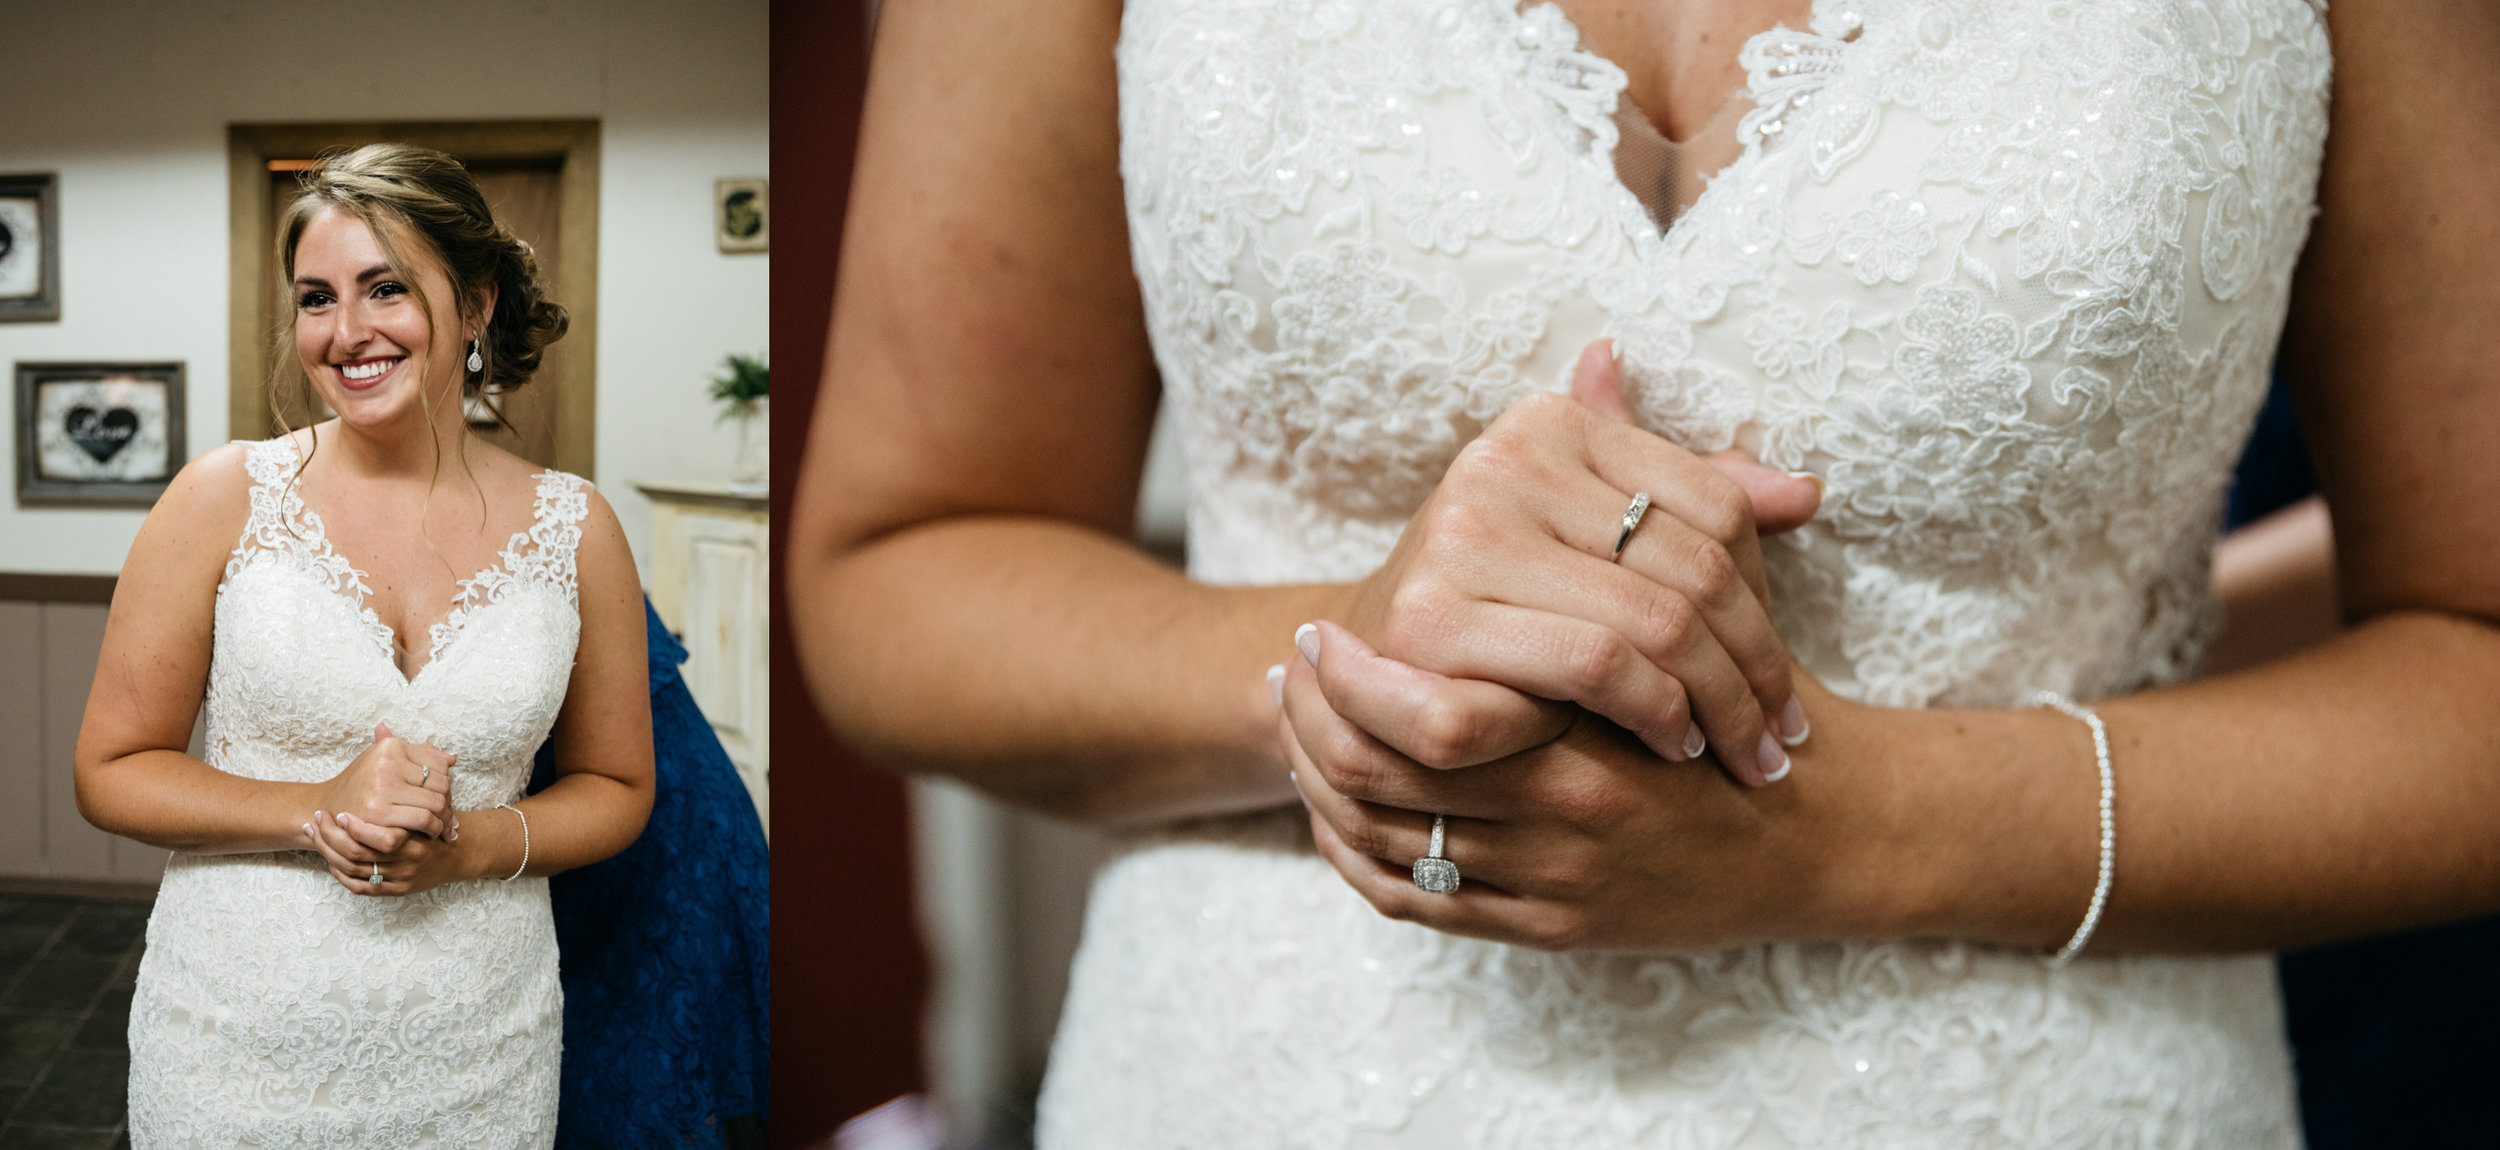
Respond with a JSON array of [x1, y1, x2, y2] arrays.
[[2032, 691, 2114, 967], [495, 801, 530, 882]]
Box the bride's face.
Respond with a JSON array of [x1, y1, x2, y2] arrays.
[[291, 206, 473, 433]]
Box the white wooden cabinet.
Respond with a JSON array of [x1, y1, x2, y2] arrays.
[[637, 481, 770, 834]]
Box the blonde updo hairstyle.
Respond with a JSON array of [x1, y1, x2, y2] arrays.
[[271, 142, 569, 436]]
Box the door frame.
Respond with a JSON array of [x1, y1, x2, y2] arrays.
[[226, 121, 601, 476]]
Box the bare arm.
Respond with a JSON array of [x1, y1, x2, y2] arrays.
[[788, 0, 1337, 826]]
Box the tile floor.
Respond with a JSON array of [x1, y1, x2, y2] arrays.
[[0, 892, 146, 1149]]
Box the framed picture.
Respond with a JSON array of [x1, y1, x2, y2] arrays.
[[14, 362, 186, 506], [0, 173, 61, 323], [715, 177, 768, 254]]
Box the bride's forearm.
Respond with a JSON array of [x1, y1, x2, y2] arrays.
[[793, 513, 1353, 826], [76, 750, 326, 855], [1881, 610, 2500, 954]]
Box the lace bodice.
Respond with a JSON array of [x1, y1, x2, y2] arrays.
[[1041, 0, 2328, 1145], [1125, 0, 2327, 707], [129, 436, 586, 1149]]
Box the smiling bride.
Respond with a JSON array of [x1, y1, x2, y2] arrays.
[[73, 143, 652, 1149]]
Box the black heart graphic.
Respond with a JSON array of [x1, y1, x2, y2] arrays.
[[66, 405, 140, 463]]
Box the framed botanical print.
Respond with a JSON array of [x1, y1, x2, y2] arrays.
[[715, 177, 768, 254], [14, 362, 186, 506], [0, 173, 61, 323]]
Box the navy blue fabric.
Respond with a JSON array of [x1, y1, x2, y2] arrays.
[[529, 599, 770, 1149], [2228, 372, 2500, 1150]]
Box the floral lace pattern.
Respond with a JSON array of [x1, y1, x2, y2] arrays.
[[130, 436, 590, 1149], [1043, 0, 2328, 1144]]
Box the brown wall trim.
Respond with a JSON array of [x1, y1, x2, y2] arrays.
[[0, 573, 117, 604]]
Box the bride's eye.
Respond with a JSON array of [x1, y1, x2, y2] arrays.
[[372, 281, 409, 300], [296, 290, 334, 310]]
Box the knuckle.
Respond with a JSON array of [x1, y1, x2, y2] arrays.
[[1381, 585, 1456, 656], [1539, 850, 1609, 901], [1409, 693, 1483, 769], [1633, 591, 1695, 657], [1692, 475, 1752, 542], [1551, 784, 1631, 836], [1316, 732, 1380, 798], [1334, 812, 1388, 859], [1684, 538, 1743, 608], [1562, 630, 1632, 698]]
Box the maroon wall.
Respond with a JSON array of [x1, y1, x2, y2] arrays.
[[769, 3, 929, 1144]]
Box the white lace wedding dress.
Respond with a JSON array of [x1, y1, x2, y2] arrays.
[[1040, 0, 2330, 1144], [128, 436, 586, 1149]]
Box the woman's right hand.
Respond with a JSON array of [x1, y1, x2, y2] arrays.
[[1331, 340, 1820, 786], [304, 722, 455, 852]]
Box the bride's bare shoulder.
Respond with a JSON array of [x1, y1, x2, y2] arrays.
[[118, 441, 260, 600]]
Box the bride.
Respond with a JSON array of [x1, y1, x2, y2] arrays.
[[75, 143, 652, 1148], [794, 0, 2500, 1144]]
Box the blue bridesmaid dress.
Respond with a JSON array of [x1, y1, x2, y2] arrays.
[[529, 598, 770, 1148]]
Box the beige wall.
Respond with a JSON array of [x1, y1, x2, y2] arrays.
[[0, 0, 769, 579]]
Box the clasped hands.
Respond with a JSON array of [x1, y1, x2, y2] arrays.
[[1278, 340, 1872, 953], [301, 721, 466, 897]]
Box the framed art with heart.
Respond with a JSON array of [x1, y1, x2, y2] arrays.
[[14, 361, 185, 505], [0, 173, 61, 323]]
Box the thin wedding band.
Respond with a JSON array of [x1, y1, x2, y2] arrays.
[[1412, 814, 1462, 894], [1610, 492, 1653, 562], [419, 763, 430, 787]]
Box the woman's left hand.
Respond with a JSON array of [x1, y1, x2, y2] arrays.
[[304, 807, 471, 898], [1281, 620, 1927, 951]]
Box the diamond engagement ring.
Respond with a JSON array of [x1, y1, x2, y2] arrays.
[[1610, 492, 1653, 562], [369, 864, 384, 886], [1412, 814, 1461, 894]]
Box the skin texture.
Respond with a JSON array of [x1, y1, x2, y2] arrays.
[[75, 206, 653, 898], [792, 0, 2500, 954]]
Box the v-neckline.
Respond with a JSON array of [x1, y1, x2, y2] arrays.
[[1517, 0, 1868, 242], [281, 450, 548, 687]]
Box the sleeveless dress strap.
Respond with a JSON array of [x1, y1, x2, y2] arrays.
[[519, 471, 592, 607]]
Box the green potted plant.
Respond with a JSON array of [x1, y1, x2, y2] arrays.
[[711, 354, 769, 491]]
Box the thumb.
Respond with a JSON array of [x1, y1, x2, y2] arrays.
[[1701, 449, 1823, 535], [1568, 339, 1638, 424], [373, 721, 394, 745]]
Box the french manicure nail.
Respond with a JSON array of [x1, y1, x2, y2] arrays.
[[1757, 733, 1792, 784], [1682, 724, 1707, 761], [1294, 623, 1320, 668], [1777, 696, 1810, 746], [1266, 664, 1286, 707]]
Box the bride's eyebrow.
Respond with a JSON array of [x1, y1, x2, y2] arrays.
[[293, 264, 397, 290]]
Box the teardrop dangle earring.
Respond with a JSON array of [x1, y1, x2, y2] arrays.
[[466, 337, 484, 374]]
